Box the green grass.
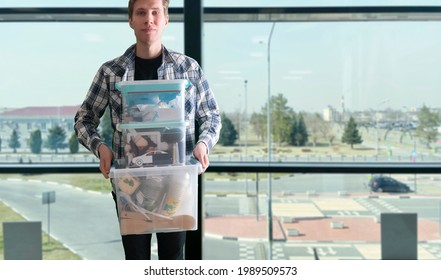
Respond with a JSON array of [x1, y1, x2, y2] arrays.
[[0, 173, 113, 193], [0, 201, 81, 260]]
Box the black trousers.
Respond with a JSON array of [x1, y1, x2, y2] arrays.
[[112, 191, 186, 260]]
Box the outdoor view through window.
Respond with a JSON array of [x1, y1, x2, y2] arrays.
[[1, 19, 441, 163], [1, 2, 441, 261]]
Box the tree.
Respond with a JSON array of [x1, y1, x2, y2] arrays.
[[304, 112, 335, 147], [9, 129, 21, 153], [289, 113, 308, 146], [304, 113, 321, 147], [259, 93, 296, 145], [415, 105, 440, 148], [45, 125, 67, 153], [249, 112, 266, 144], [296, 114, 308, 146], [319, 120, 335, 147], [341, 116, 363, 149], [288, 114, 298, 146], [69, 132, 79, 154], [218, 113, 238, 146], [269, 93, 294, 145], [29, 129, 42, 154], [99, 107, 113, 148], [0, 136, 2, 152]]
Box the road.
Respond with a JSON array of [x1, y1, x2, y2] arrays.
[[205, 173, 441, 195]]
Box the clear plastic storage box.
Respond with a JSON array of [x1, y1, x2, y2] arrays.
[[110, 164, 198, 235], [116, 79, 187, 124]]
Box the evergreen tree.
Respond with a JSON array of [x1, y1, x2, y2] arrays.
[[9, 129, 21, 153], [45, 125, 67, 153], [218, 113, 238, 146], [341, 116, 363, 149], [99, 107, 113, 148], [29, 129, 42, 154], [288, 114, 298, 146], [69, 131, 79, 154], [289, 114, 308, 146], [296, 114, 308, 146]]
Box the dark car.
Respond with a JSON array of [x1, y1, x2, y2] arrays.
[[368, 176, 410, 193]]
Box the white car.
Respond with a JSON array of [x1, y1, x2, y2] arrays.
[[132, 151, 172, 167]]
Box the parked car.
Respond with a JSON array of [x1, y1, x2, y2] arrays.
[[368, 176, 410, 193]]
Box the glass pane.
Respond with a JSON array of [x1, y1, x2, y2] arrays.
[[205, 21, 441, 162], [203, 172, 441, 260], [0, 22, 183, 160]]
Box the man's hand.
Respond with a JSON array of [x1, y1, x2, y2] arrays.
[[193, 142, 209, 173], [98, 144, 113, 179]]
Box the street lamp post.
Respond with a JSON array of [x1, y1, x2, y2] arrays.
[[238, 91, 242, 158], [244, 79, 249, 195], [266, 22, 276, 260], [244, 79, 248, 160]]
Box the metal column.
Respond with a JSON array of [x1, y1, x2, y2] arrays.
[[184, 0, 203, 260]]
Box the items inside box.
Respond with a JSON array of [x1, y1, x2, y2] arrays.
[[120, 127, 185, 168], [123, 93, 183, 123]]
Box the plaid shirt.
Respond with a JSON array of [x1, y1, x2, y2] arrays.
[[74, 44, 221, 160]]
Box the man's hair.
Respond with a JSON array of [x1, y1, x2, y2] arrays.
[[128, 0, 169, 19]]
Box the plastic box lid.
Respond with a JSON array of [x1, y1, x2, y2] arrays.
[[116, 79, 188, 93], [116, 79, 188, 124]]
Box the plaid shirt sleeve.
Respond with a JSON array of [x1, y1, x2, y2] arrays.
[[74, 66, 110, 158], [193, 68, 222, 152]]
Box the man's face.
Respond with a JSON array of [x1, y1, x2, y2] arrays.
[[129, 0, 168, 46]]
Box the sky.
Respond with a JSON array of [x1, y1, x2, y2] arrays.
[[1, 1, 441, 114]]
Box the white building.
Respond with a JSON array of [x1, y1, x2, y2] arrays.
[[0, 106, 80, 152]]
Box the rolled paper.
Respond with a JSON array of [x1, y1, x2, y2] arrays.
[[160, 173, 190, 216]]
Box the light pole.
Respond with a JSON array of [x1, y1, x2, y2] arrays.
[[266, 22, 276, 260], [244, 79, 249, 195], [375, 99, 390, 157], [244, 79, 248, 160], [238, 90, 242, 157]]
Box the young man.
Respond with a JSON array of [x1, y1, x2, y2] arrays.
[[74, 0, 221, 260]]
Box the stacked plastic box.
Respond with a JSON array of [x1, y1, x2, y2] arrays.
[[109, 79, 198, 235]]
